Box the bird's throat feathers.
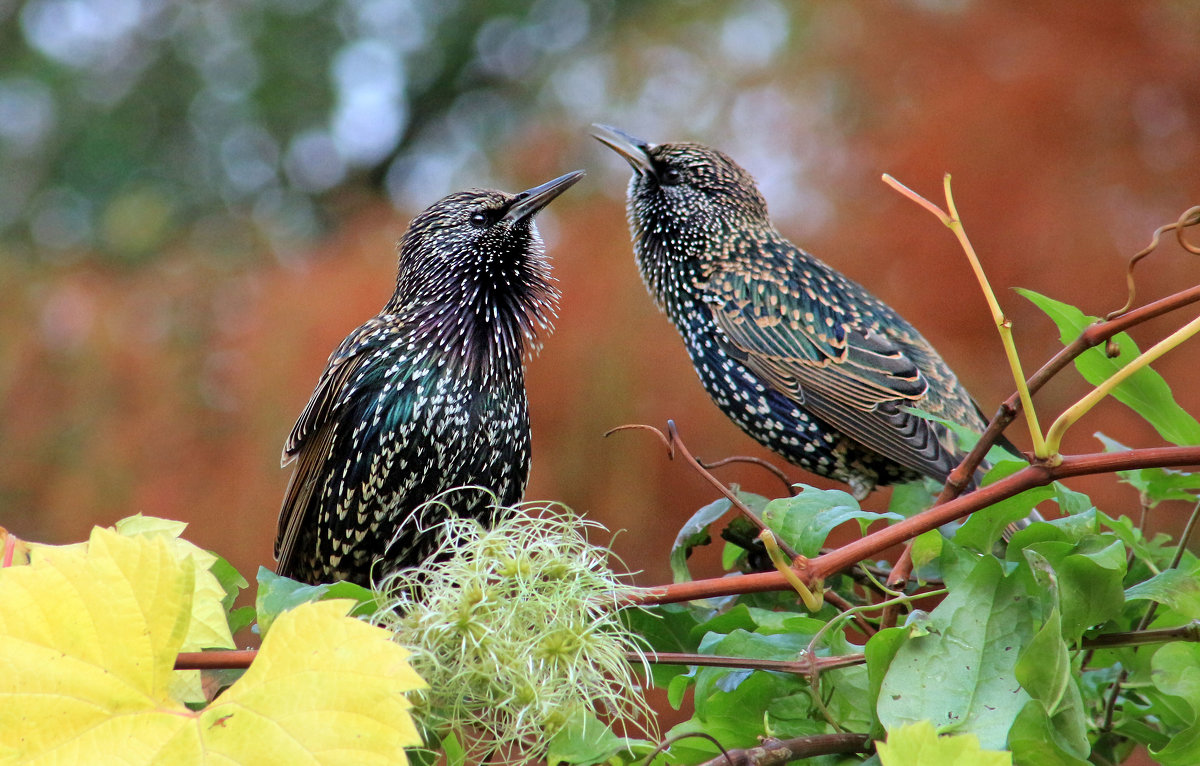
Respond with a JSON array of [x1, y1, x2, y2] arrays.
[[389, 238, 558, 379]]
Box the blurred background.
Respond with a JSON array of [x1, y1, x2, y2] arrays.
[[2, 0, 1199, 595]]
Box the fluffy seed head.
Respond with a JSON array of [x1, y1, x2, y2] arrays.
[[374, 503, 653, 762]]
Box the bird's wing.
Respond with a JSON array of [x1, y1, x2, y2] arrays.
[[282, 315, 399, 463], [703, 246, 963, 480], [274, 316, 401, 569]]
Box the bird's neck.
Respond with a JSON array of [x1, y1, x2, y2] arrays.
[[633, 213, 776, 318], [388, 277, 552, 383]]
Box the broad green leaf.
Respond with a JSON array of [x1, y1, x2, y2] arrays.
[[255, 566, 378, 634], [1126, 565, 1200, 619], [1149, 643, 1200, 765], [1007, 702, 1091, 766], [877, 720, 1012, 766], [828, 663, 874, 733], [1012, 609, 1089, 759], [1023, 537, 1127, 641], [545, 707, 634, 765], [621, 605, 700, 688], [1097, 509, 1175, 570], [877, 556, 1034, 749], [440, 732, 467, 766], [911, 529, 944, 574], [1052, 484, 1095, 517], [1017, 289, 1200, 446], [889, 480, 937, 519], [865, 627, 908, 737], [957, 483, 1055, 552], [209, 554, 250, 613], [667, 670, 819, 762], [763, 484, 901, 557]]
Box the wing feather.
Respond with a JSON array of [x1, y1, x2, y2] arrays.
[[704, 242, 973, 480], [274, 316, 403, 569]]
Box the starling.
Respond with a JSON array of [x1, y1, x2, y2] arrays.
[[593, 125, 1007, 501], [275, 170, 584, 586]]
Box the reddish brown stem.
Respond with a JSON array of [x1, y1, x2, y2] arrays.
[[629, 447, 1200, 606], [694, 733, 871, 766], [938, 282, 1200, 505], [176, 650, 256, 670], [630, 650, 865, 675]]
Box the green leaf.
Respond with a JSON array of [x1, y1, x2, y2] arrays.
[[865, 628, 908, 737], [546, 708, 634, 765], [1007, 702, 1091, 766], [957, 484, 1055, 552], [911, 529, 944, 574], [1018, 288, 1200, 446], [440, 731, 467, 766], [255, 566, 378, 635], [208, 554, 249, 613], [1149, 643, 1200, 764], [1096, 434, 1200, 506], [670, 497, 729, 583], [877, 556, 1034, 750], [1126, 565, 1200, 619], [667, 671, 694, 710], [1052, 484, 1095, 517], [622, 604, 701, 690], [877, 720, 1012, 766], [763, 484, 901, 557], [1023, 537, 1127, 642], [889, 480, 937, 519], [1012, 609, 1089, 760], [668, 667, 817, 762]]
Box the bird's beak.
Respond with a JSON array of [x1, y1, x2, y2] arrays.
[[503, 170, 586, 223], [590, 124, 654, 176]]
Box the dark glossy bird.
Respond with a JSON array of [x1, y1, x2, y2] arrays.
[[593, 125, 1001, 501], [275, 170, 583, 586]]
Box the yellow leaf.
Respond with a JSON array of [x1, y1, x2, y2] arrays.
[[180, 600, 427, 765], [115, 514, 236, 653], [0, 528, 196, 763], [0, 530, 426, 765], [877, 720, 1013, 766]]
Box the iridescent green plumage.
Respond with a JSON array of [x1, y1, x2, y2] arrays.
[[276, 171, 582, 585]]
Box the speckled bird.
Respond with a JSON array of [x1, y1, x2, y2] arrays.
[[593, 125, 997, 500], [275, 170, 583, 586]]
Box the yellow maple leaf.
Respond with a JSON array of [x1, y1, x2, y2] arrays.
[[0, 526, 425, 765], [0, 528, 195, 763]]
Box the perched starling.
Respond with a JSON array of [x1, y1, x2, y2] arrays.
[[593, 125, 1006, 501], [275, 170, 584, 586]]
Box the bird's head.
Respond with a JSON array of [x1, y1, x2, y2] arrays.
[[396, 170, 583, 302], [392, 170, 583, 360], [592, 125, 769, 239]]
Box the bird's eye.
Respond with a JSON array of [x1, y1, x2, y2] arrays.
[[469, 210, 489, 228], [660, 166, 683, 185]]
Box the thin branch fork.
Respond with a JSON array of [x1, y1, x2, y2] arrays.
[[939, 275, 1200, 506]]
